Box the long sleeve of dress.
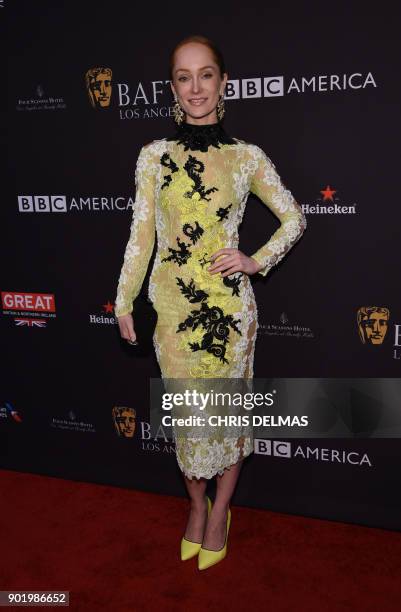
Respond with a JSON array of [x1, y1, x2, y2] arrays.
[[248, 145, 307, 277], [114, 143, 156, 317]]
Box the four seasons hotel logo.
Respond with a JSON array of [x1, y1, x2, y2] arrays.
[[85, 67, 113, 109]]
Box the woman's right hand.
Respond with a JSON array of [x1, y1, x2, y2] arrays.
[[117, 313, 137, 344]]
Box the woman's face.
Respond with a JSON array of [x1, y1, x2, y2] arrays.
[[171, 42, 227, 125]]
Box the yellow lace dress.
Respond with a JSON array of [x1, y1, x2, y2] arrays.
[[114, 121, 307, 480]]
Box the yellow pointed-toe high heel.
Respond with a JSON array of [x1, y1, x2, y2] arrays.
[[180, 496, 212, 561], [198, 506, 231, 570]]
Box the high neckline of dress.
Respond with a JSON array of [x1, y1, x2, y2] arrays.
[[166, 120, 237, 152]]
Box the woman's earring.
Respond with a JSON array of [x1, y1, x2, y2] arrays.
[[173, 95, 185, 125], [217, 93, 225, 121]]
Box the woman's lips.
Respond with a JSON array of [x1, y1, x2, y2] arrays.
[[189, 98, 207, 105]]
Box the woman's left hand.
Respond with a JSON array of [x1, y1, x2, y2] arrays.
[[207, 248, 263, 276]]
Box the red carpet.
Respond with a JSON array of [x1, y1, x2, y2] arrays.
[[1, 469, 400, 612]]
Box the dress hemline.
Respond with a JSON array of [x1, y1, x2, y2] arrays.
[[177, 446, 254, 481]]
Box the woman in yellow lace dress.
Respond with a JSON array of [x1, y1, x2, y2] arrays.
[[114, 35, 307, 569]]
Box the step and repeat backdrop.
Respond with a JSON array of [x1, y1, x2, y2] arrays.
[[2, 2, 401, 530]]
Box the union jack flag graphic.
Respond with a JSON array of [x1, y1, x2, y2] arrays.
[[15, 318, 47, 327], [5, 403, 22, 423]]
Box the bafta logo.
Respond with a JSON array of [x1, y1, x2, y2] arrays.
[[85, 67, 112, 109], [357, 306, 390, 345], [112, 406, 136, 438]]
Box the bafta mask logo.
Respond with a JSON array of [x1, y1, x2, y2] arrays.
[[357, 306, 390, 345], [112, 406, 136, 438], [85, 67, 112, 109]]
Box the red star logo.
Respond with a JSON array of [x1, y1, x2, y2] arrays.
[[103, 301, 115, 313], [320, 185, 337, 201]]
